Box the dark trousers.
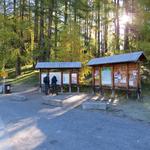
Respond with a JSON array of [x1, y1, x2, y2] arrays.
[[51, 84, 58, 95], [45, 84, 49, 95]]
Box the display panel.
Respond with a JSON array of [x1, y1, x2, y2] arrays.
[[41, 73, 47, 84], [63, 73, 69, 84], [50, 72, 61, 85], [94, 67, 100, 86], [72, 73, 77, 84], [114, 64, 127, 87], [101, 67, 112, 86], [129, 64, 138, 87]]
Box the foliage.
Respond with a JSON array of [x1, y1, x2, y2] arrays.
[[0, 0, 149, 79]]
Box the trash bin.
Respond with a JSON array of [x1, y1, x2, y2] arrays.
[[4, 84, 11, 94], [0, 85, 3, 94]]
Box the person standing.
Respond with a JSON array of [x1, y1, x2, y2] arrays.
[[51, 75, 58, 95], [43, 74, 50, 95]]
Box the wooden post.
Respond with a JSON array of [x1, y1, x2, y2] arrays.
[[77, 71, 80, 93], [39, 69, 42, 88], [92, 67, 95, 93], [137, 62, 141, 100], [99, 66, 103, 95], [126, 63, 129, 99], [111, 65, 115, 98], [69, 71, 72, 93], [61, 71, 63, 93]]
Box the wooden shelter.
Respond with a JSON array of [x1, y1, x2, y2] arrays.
[[88, 51, 147, 99], [35, 62, 81, 93]]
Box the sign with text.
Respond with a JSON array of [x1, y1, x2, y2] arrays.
[[0, 71, 8, 78], [71, 73, 77, 84], [63, 73, 69, 84], [101, 67, 112, 86], [94, 67, 100, 86], [114, 64, 127, 87], [129, 64, 138, 87], [41, 73, 47, 84]]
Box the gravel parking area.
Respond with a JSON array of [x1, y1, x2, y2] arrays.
[[0, 91, 150, 150]]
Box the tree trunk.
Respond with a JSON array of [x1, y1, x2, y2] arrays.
[[97, 1, 101, 57], [124, 0, 129, 50], [48, 0, 54, 61], [54, 0, 58, 59], [115, 0, 120, 51], [3, 0, 6, 19], [64, 0, 68, 24], [39, 0, 45, 61], [124, 23, 129, 50], [34, 0, 39, 43], [16, 0, 25, 76], [104, 0, 108, 53]]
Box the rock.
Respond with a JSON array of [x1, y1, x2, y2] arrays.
[[46, 99, 63, 107], [43, 96, 63, 107], [82, 101, 108, 110], [11, 94, 27, 101]]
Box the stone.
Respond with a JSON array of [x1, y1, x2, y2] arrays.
[[11, 94, 27, 101], [47, 99, 63, 107], [82, 101, 108, 110], [43, 96, 63, 107]]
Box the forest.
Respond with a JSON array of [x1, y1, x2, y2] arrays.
[[0, 0, 150, 77]]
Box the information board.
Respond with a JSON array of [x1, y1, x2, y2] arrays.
[[129, 64, 138, 87], [41, 73, 47, 84], [101, 67, 112, 85], [94, 67, 100, 86], [50, 72, 61, 85], [114, 64, 127, 87], [63, 73, 69, 84], [72, 73, 77, 84]]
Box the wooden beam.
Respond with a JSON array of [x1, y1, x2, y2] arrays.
[[137, 63, 141, 89], [137, 62, 141, 99], [92, 67, 95, 93], [69, 71, 72, 92], [99, 66, 102, 95], [61, 70, 63, 93], [99, 66, 101, 87], [126, 63, 129, 99], [39, 69, 41, 87], [111, 65, 115, 98], [112, 65, 115, 89], [77, 71, 80, 93]]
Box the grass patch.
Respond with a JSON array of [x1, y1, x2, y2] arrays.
[[0, 65, 39, 87], [9, 71, 39, 86]]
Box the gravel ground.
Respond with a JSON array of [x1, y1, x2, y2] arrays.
[[0, 90, 150, 150]]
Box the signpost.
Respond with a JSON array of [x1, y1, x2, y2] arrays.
[[88, 51, 147, 99], [36, 62, 81, 93], [0, 71, 8, 94]]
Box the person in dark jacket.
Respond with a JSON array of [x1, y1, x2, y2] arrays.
[[51, 75, 58, 95], [43, 74, 50, 95]]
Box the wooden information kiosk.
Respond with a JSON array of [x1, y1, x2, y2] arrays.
[[88, 51, 147, 99], [35, 62, 81, 93]]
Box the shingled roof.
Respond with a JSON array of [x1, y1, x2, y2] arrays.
[[88, 51, 146, 66], [35, 62, 82, 69]]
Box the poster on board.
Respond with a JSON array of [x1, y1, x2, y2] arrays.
[[63, 73, 69, 84], [94, 68, 100, 86], [72, 73, 77, 84], [129, 70, 138, 87], [101, 67, 112, 85], [50, 72, 61, 85], [41, 73, 47, 84], [114, 64, 127, 87]]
